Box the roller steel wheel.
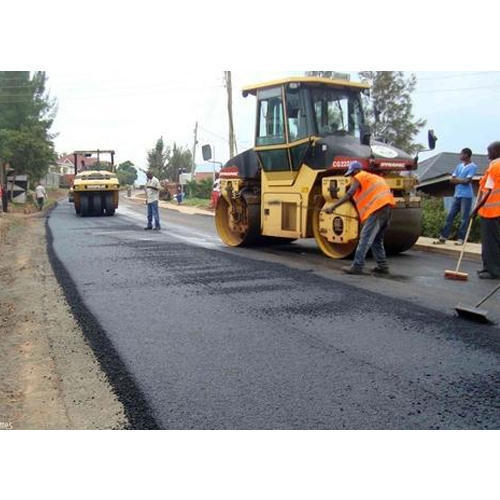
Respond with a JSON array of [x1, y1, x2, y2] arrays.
[[384, 207, 422, 254], [312, 198, 357, 259], [215, 195, 260, 247]]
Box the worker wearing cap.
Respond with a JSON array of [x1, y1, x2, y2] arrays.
[[324, 161, 395, 275], [471, 141, 500, 279]]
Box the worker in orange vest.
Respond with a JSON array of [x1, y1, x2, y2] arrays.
[[325, 161, 395, 275], [471, 141, 500, 279]]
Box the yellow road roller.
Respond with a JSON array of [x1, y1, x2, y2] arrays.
[[72, 150, 119, 216], [212, 76, 435, 258]]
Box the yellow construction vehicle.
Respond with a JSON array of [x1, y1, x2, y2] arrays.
[[212, 76, 435, 258], [72, 150, 119, 216]]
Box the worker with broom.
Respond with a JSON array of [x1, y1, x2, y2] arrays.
[[470, 142, 500, 279], [324, 161, 395, 275]]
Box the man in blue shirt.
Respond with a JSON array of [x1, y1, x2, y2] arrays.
[[434, 148, 477, 245]]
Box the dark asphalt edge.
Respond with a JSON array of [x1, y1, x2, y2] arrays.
[[44, 203, 159, 430]]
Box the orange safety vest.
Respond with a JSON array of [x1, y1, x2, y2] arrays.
[[479, 158, 500, 219], [352, 171, 395, 223]]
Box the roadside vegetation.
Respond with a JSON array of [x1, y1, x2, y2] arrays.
[[0, 71, 56, 184], [421, 195, 481, 243], [7, 187, 66, 214], [180, 197, 211, 208], [184, 178, 212, 199]]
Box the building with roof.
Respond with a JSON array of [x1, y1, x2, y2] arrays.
[[193, 162, 220, 182], [417, 152, 490, 196], [55, 153, 98, 174]]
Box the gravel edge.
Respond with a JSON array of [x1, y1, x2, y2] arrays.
[[45, 203, 159, 429]]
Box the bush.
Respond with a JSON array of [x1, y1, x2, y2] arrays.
[[421, 195, 481, 243], [185, 178, 212, 199]]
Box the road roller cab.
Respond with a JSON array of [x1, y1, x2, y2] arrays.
[[72, 150, 119, 216], [215, 76, 433, 259]]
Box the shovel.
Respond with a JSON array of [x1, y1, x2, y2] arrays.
[[455, 283, 500, 324]]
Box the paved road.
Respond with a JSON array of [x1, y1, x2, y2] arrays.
[[47, 199, 500, 429]]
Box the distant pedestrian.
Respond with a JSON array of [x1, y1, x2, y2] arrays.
[[434, 148, 477, 245], [324, 161, 395, 275], [175, 185, 183, 205], [471, 141, 500, 279], [34, 182, 47, 211], [1, 182, 7, 213], [0, 183, 3, 216], [144, 171, 161, 230]]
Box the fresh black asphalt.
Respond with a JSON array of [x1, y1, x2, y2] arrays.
[[47, 201, 500, 429]]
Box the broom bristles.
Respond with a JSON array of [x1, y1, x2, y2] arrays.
[[444, 270, 469, 280]]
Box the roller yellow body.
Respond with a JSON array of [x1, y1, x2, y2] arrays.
[[215, 77, 423, 259]]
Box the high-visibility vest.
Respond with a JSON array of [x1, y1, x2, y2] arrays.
[[352, 171, 395, 223], [479, 159, 500, 219], [479, 162, 493, 192]]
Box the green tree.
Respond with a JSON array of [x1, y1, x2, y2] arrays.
[[116, 160, 138, 186], [0, 127, 54, 183], [0, 71, 57, 182], [147, 137, 171, 180], [185, 178, 213, 199], [358, 71, 426, 154], [166, 143, 192, 182]]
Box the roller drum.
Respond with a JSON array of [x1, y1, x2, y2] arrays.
[[384, 207, 422, 255]]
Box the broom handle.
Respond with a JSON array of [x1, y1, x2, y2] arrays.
[[454, 189, 481, 273], [454, 217, 474, 272], [475, 283, 500, 307]]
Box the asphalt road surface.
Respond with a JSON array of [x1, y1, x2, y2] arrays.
[[46, 198, 500, 429]]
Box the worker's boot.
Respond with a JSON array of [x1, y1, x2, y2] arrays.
[[433, 236, 446, 245], [371, 266, 390, 275], [341, 265, 365, 275]]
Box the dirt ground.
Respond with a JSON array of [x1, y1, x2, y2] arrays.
[[0, 209, 128, 429]]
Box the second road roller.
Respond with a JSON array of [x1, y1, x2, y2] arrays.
[[71, 149, 119, 217], [210, 76, 436, 259]]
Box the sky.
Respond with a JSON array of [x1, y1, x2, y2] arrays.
[[46, 70, 500, 184]]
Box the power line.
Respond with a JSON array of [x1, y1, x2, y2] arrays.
[[0, 84, 224, 103], [416, 83, 500, 93], [418, 71, 494, 81], [198, 125, 229, 143]]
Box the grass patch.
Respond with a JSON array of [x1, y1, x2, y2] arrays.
[[176, 197, 211, 208]]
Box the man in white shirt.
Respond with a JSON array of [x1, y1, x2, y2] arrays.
[[144, 171, 161, 230], [35, 183, 47, 211]]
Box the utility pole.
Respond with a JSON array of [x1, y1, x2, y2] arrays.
[[191, 121, 198, 180], [224, 71, 237, 159]]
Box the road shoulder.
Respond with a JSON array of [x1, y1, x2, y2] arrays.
[[0, 211, 127, 429]]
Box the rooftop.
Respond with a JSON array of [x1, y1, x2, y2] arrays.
[[417, 152, 490, 183], [242, 76, 370, 97]]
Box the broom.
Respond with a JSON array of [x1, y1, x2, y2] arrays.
[[444, 189, 481, 281], [444, 216, 475, 280], [455, 283, 500, 324]]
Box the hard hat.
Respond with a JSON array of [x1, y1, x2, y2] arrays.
[[345, 161, 363, 176]]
